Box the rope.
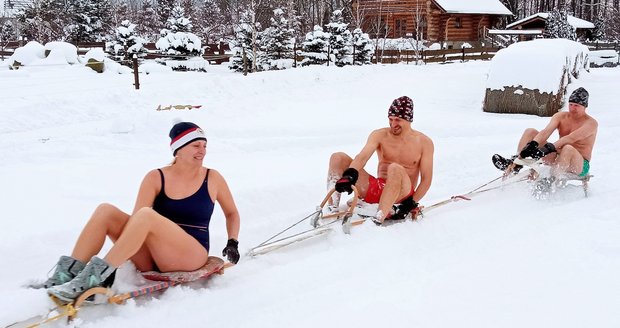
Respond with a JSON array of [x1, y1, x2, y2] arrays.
[[253, 209, 321, 249]]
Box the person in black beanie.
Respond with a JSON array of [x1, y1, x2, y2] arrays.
[[327, 96, 434, 225], [493, 87, 598, 179], [38, 121, 241, 303]]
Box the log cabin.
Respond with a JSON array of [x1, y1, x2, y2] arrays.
[[353, 0, 513, 45]]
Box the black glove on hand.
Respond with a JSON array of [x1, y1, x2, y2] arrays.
[[519, 141, 539, 159], [335, 168, 359, 194], [222, 239, 240, 264], [391, 196, 419, 221], [539, 142, 557, 157]]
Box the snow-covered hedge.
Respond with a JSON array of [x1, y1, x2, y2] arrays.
[[484, 39, 589, 117]]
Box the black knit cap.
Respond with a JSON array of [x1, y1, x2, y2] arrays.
[[169, 122, 206, 155], [568, 87, 589, 107]]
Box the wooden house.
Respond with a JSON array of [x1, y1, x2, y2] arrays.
[[506, 13, 595, 40], [352, 0, 513, 44]]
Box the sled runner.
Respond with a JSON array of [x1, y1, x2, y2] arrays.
[[6, 257, 227, 328], [512, 157, 593, 198]]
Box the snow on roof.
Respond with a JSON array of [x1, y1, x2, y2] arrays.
[[488, 29, 543, 35], [486, 38, 590, 93], [507, 13, 595, 29], [433, 0, 513, 15]]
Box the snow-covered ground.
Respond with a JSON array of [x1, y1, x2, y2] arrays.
[[1, 59, 619, 327]]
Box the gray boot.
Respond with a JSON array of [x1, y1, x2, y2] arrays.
[[30, 255, 86, 289], [47, 256, 116, 303]]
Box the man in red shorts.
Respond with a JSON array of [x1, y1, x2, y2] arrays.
[[327, 96, 434, 224]]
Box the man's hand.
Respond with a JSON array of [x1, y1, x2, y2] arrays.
[[391, 196, 419, 221], [519, 141, 539, 159], [222, 239, 240, 264], [538, 142, 557, 157], [335, 168, 359, 194]]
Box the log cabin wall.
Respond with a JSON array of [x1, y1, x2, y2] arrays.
[[354, 0, 502, 43]]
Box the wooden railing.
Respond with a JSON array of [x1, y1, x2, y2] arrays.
[[583, 41, 620, 51]]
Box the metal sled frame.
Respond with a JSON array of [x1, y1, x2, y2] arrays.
[[513, 158, 593, 197]]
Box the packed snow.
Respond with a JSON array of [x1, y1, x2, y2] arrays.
[[1, 48, 619, 328]]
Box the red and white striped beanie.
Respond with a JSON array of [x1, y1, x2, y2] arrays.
[[169, 122, 207, 155]]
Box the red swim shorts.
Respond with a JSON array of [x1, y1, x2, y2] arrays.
[[363, 175, 414, 204]]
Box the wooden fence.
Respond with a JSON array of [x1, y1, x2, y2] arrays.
[[0, 41, 232, 64], [373, 47, 501, 64], [583, 41, 620, 51]]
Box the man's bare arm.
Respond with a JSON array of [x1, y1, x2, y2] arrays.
[[349, 130, 381, 171], [533, 113, 562, 144], [555, 119, 598, 149], [413, 138, 434, 202]]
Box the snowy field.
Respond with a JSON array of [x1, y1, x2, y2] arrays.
[[0, 59, 619, 327]]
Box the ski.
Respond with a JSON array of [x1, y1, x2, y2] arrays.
[[5, 257, 227, 328]]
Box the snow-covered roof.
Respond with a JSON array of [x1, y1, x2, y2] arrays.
[[433, 0, 513, 15], [507, 13, 595, 29], [488, 29, 543, 35]]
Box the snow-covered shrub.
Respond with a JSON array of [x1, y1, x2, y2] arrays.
[[107, 20, 147, 65], [229, 10, 256, 73], [301, 25, 329, 66], [259, 8, 295, 71], [44, 42, 78, 64], [351, 28, 374, 65], [325, 10, 352, 67]]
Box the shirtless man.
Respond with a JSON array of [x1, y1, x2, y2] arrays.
[[493, 87, 598, 179], [328, 96, 434, 225]]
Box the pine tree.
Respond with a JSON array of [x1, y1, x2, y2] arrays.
[[196, 0, 225, 44], [156, 0, 176, 30], [325, 10, 352, 67], [1, 20, 17, 43], [301, 25, 329, 66], [351, 28, 374, 65], [65, 0, 106, 43], [167, 5, 193, 33], [591, 17, 606, 41], [135, 0, 159, 41], [544, 9, 576, 41], [260, 8, 295, 70], [16, 0, 68, 43], [107, 20, 147, 65], [229, 9, 255, 73]]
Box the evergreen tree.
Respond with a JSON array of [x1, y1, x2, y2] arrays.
[[544, 9, 576, 41], [196, 0, 225, 44], [229, 9, 255, 73], [65, 0, 106, 43], [16, 0, 68, 43], [167, 5, 193, 33], [107, 20, 147, 65], [260, 8, 295, 70], [301, 25, 329, 66], [156, 0, 176, 30], [135, 0, 159, 41], [325, 10, 352, 67], [351, 28, 374, 65], [1, 20, 17, 42], [591, 17, 606, 41]]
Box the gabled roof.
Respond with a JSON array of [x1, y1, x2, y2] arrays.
[[507, 13, 595, 29], [432, 0, 513, 15]]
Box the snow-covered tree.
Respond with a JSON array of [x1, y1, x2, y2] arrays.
[[16, 0, 68, 43], [591, 17, 606, 41], [1, 20, 17, 43], [156, 0, 176, 29], [135, 0, 159, 41], [64, 0, 108, 43], [544, 9, 576, 41], [107, 20, 147, 65], [229, 10, 256, 73], [196, 0, 226, 44], [351, 28, 374, 65], [325, 10, 352, 66], [301, 25, 329, 66], [259, 8, 295, 70], [167, 5, 192, 33]]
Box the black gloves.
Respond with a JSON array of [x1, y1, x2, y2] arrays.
[[335, 168, 359, 194], [519, 141, 539, 159], [222, 239, 240, 264], [391, 196, 419, 221], [519, 141, 557, 159]]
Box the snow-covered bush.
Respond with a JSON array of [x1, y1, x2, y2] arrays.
[[44, 42, 79, 64], [259, 8, 295, 71], [156, 32, 203, 57], [544, 9, 577, 40], [351, 28, 374, 65], [301, 25, 329, 66], [324, 10, 352, 66], [229, 10, 256, 73], [107, 20, 147, 65]]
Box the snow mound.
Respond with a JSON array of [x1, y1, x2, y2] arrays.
[[44, 42, 79, 64], [7, 41, 45, 66]]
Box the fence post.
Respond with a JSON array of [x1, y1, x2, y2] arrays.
[[293, 42, 297, 68], [132, 55, 140, 90], [242, 47, 247, 76], [461, 47, 465, 62]]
